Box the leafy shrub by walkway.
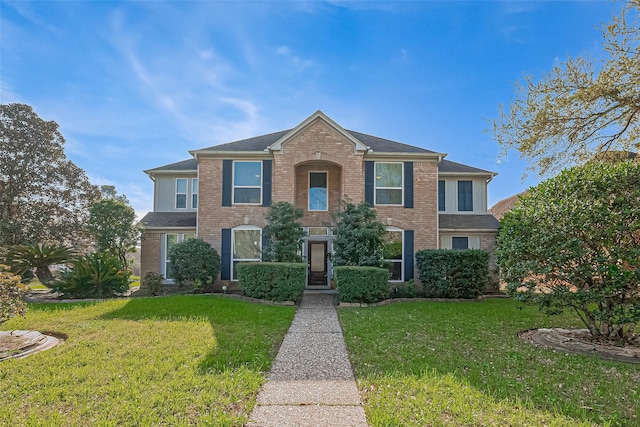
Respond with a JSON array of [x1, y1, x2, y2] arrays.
[[237, 262, 306, 301]]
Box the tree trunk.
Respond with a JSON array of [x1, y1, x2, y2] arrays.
[[34, 266, 55, 288]]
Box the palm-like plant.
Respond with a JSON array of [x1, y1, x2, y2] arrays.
[[57, 252, 130, 298], [7, 243, 75, 288]]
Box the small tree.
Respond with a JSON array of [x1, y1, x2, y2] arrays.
[[168, 238, 220, 288], [0, 264, 26, 324], [263, 201, 305, 262], [7, 243, 75, 288], [87, 197, 140, 267], [496, 161, 640, 342], [331, 200, 386, 267]]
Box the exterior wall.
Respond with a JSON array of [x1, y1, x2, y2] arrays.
[[295, 162, 342, 227], [140, 232, 162, 276], [154, 174, 198, 212], [439, 176, 488, 214]]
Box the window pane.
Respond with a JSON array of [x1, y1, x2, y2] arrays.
[[176, 194, 186, 209], [458, 181, 473, 211], [234, 162, 262, 187], [192, 194, 198, 209], [383, 231, 403, 260], [376, 163, 402, 188], [233, 229, 261, 259], [308, 227, 328, 236], [165, 234, 178, 279], [234, 188, 261, 204], [452, 237, 469, 250], [176, 179, 187, 193], [388, 261, 402, 281], [438, 180, 445, 211], [192, 179, 198, 193], [376, 188, 402, 205]]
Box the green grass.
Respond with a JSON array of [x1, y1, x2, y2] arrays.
[[339, 299, 640, 427], [0, 295, 295, 426]]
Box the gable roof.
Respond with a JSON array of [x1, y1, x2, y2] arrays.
[[438, 159, 496, 176], [490, 191, 527, 220], [139, 212, 197, 228], [439, 214, 500, 231], [144, 158, 197, 174]]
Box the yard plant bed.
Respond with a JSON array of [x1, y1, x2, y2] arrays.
[[0, 295, 295, 426], [339, 299, 639, 426]]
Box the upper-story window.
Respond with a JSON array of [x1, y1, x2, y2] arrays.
[[176, 178, 187, 209], [457, 180, 473, 211], [233, 161, 262, 204], [375, 162, 403, 205], [309, 172, 328, 211], [192, 178, 198, 209], [438, 180, 445, 212]]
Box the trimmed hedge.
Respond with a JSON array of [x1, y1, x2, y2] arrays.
[[416, 249, 489, 298], [237, 262, 306, 302], [334, 266, 389, 303]]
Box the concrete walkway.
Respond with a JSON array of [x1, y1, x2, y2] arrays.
[[248, 292, 369, 427]]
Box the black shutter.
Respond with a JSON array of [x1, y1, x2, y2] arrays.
[[404, 162, 413, 208], [364, 161, 375, 205], [222, 160, 232, 206], [404, 230, 414, 280], [221, 228, 231, 280], [262, 160, 272, 207]]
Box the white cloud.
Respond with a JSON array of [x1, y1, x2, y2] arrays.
[[275, 45, 314, 71]]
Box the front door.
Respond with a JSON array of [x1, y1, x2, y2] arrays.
[[307, 241, 328, 286]]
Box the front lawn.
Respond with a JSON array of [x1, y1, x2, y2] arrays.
[[0, 295, 295, 426], [339, 299, 639, 427]]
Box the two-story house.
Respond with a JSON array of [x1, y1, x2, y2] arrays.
[[140, 111, 499, 288]]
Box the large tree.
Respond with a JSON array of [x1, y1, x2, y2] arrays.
[[331, 200, 386, 267], [0, 103, 99, 248], [87, 189, 140, 267], [491, 1, 639, 177], [496, 161, 640, 342]]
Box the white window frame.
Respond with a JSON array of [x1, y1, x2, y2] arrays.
[[233, 161, 262, 205], [384, 226, 404, 282], [374, 162, 404, 206], [308, 171, 329, 211], [231, 225, 262, 281], [163, 233, 195, 280], [191, 178, 198, 209], [176, 178, 187, 209]]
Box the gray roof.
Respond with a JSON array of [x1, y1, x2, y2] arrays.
[[439, 214, 500, 230], [438, 160, 495, 175], [196, 129, 437, 154], [140, 212, 197, 228], [145, 158, 197, 173]]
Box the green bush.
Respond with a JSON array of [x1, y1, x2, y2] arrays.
[[390, 279, 416, 298], [416, 249, 489, 299], [237, 262, 306, 302], [142, 271, 164, 296], [0, 264, 27, 324], [168, 238, 220, 288], [57, 252, 130, 298], [334, 266, 389, 303]]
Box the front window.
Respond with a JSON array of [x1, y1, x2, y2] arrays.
[[192, 178, 198, 209], [232, 227, 262, 280], [452, 236, 469, 250], [383, 228, 403, 281], [176, 179, 187, 209], [309, 172, 328, 211], [164, 233, 195, 279], [438, 180, 445, 211], [375, 163, 403, 205], [458, 180, 473, 211], [233, 161, 262, 204]]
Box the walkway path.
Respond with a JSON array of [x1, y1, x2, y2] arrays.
[[248, 292, 369, 427]]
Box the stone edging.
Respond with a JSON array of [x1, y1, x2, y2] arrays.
[[0, 330, 60, 361], [337, 294, 508, 308]]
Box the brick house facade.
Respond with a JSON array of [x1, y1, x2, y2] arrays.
[[140, 111, 499, 289]]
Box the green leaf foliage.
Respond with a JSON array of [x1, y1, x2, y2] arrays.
[[167, 238, 220, 287], [142, 271, 164, 296], [57, 252, 130, 298], [334, 266, 390, 303], [7, 243, 75, 288], [0, 264, 26, 324], [263, 201, 305, 262], [416, 249, 489, 298], [331, 200, 386, 267], [237, 262, 306, 302], [88, 198, 140, 267], [496, 161, 640, 340]]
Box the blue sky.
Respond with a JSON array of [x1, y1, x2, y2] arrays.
[[1, 1, 621, 217]]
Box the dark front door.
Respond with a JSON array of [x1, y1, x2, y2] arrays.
[[308, 241, 328, 286]]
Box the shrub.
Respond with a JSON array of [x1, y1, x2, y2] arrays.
[[263, 202, 305, 262], [334, 266, 389, 303], [237, 262, 306, 302], [142, 271, 164, 296], [7, 243, 74, 287], [416, 249, 489, 299], [0, 264, 26, 324], [168, 238, 220, 288], [331, 200, 386, 267], [390, 279, 416, 298], [57, 252, 130, 298]]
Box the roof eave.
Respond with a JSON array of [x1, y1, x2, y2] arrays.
[[439, 228, 499, 233], [365, 151, 445, 159], [189, 150, 272, 158]]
